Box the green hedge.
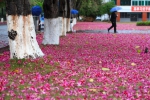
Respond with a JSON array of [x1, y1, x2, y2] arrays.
[[136, 21, 150, 26]]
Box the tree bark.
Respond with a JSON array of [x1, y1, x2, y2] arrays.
[[70, 0, 77, 32], [66, 0, 71, 32], [59, 0, 67, 36], [42, 0, 60, 45], [6, 0, 44, 59], [2, 8, 4, 17], [76, 0, 82, 10]]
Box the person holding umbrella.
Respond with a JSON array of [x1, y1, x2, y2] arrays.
[[108, 6, 122, 33], [108, 11, 118, 33]]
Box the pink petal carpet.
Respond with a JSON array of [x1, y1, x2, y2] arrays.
[[0, 22, 150, 99]]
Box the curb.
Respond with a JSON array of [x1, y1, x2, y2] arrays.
[[0, 45, 9, 54]]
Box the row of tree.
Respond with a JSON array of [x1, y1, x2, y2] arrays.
[[0, 0, 78, 59], [0, 0, 115, 59], [0, 0, 115, 21], [29, 0, 115, 18], [29, 0, 115, 19], [0, 0, 115, 19]]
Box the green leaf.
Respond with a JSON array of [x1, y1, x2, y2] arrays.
[[137, 49, 141, 53]]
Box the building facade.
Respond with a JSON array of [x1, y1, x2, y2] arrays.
[[114, 0, 150, 22]]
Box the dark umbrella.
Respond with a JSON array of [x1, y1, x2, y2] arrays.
[[110, 6, 122, 12]]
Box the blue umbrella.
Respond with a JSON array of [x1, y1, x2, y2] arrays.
[[32, 6, 42, 16], [71, 9, 78, 14], [110, 6, 122, 12]]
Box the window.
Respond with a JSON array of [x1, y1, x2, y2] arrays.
[[139, 0, 144, 6], [138, 13, 142, 18], [114, 0, 116, 5], [132, 1, 138, 5], [121, 12, 141, 19], [145, 0, 150, 5], [120, 13, 124, 18], [147, 13, 150, 18], [121, 0, 131, 5], [120, 13, 131, 18]]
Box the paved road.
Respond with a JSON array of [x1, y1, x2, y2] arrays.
[[0, 25, 8, 48], [76, 30, 150, 33]]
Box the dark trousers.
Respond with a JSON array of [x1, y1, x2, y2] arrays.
[[38, 20, 41, 31], [108, 21, 116, 32]]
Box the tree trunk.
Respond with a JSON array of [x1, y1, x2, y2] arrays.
[[59, 0, 67, 36], [70, 0, 77, 31], [42, 0, 59, 45], [2, 8, 4, 17], [76, 0, 82, 11], [66, 0, 71, 32], [72, 17, 77, 27], [58, 17, 67, 36], [6, 0, 44, 59]]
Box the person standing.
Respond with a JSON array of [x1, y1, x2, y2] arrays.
[[108, 11, 117, 33]]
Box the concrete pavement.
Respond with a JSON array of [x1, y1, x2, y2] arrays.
[[76, 29, 150, 33], [0, 25, 8, 49]]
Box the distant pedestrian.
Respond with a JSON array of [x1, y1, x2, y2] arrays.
[[108, 11, 118, 33]]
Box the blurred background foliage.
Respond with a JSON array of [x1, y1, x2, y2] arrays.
[[0, 0, 115, 21], [30, 0, 44, 11], [0, 0, 5, 8], [79, 0, 115, 20]]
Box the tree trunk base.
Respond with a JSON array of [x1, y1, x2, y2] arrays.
[[59, 17, 67, 36], [42, 18, 60, 45], [66, 18, 71, 32], [7, 15, 44, 59]]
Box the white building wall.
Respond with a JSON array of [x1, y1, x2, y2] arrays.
[[118, 6, 132, 12]]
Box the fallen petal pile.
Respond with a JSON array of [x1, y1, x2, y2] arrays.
[[0, 22, 150, 99]]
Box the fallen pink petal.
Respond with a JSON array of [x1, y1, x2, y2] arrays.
[[0, 22, 150, 99]]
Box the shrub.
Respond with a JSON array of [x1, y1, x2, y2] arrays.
[[136, 21, 150, 26]]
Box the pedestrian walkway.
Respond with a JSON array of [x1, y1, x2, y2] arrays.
[[76, 29, 150, 34], [0, 25, 8, 48]]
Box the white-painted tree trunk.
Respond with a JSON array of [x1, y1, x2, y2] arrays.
[[72, 18, 76, 26], [58, 17, 63, 36], [59, 17, 67, 36], [71, 18, 77, 32], [70, 22, 73, 32], [7, 15, 44, 59], [66, 18, 70, 32], [62, 18, 67, 36], [42, 18, 60, 45]]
